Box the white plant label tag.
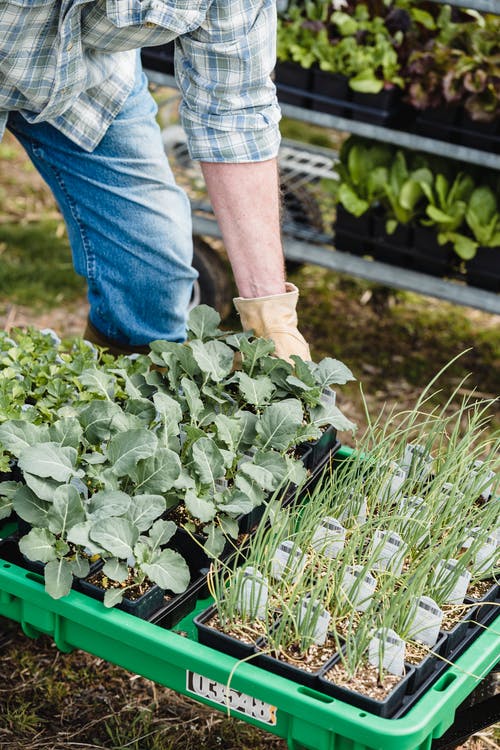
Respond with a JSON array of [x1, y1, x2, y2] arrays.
[[341, 493, 368, 524], [368, 628, 405, 676], [474, 535, 499, 576], [407, 595, 443, 647], [435, 559, 471, 604], [186, 672, 277, 725], [342, 565, 377, 612], [236, 567, 268, 620], [320, 387, 336, 407], [471, 461, 496, 501], [271, 540, 305, 582], [214, 478, 229, 493], [297, 596, 331, 646], [439, 483, 464, 507], [399, 496, 429, 544], [371, 530, 407, 576], [402, 443, 433, 480], [379, 462, 406, 502], [311, 517, 345, 559]]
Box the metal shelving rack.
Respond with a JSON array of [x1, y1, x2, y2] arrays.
[[146, 0, 500, 316]]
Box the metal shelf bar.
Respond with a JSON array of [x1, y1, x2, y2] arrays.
[[426, 0, 500, 13], [279, 104, 500, 171], [192, 214, 500, 316]]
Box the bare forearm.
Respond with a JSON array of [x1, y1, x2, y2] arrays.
[[200, 159, 286, 298]]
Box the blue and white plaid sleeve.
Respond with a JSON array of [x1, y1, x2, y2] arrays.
[[176, 0, 282, 162]]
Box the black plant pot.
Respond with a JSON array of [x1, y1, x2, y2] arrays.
[[318, 653, 415, 718], [310, 70, 349, 116], [195, 604, 261, 661], [255, 633, 340, 690], [349, 87, 402, 126], [140, 42, 175, 77], [405, 631, 448, 695], [415, 105, 461, 142], [296, 425, 339, 472], [465, 581, 500, 628], [466, 247, 500, 293], [78, 577, 166, 619], [150, 574, 210, 629], [441, 605, 480, 660], [458, 112, 500, 154], [412, 225, 453, 277], [274, 62, 312, 109], [371, 214, 413, 266], [334, 205, 374, 256]]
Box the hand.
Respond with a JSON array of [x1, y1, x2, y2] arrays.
[[233, 283, 311, 363]]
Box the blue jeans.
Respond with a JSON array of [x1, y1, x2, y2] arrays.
[[7, 60, 196, 346]]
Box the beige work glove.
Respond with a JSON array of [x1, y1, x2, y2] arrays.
[[233, 282, 311, 363]]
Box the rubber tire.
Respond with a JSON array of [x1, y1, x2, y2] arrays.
[[189, 236, 233, 320]]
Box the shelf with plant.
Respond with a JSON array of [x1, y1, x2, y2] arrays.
[[194, 371, 498, 717], [333, 135, 500, 289], [276, 1, 500, 149]]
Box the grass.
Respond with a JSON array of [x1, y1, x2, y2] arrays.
[[0, 126, 498, 750]]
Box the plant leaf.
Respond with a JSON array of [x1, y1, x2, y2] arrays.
[[103, 558, 129, 583], [13, 485, 50, 525], [44, 559, 73, 599], [129, 447, 181, 494], [89, 517, 139, 559], [184, 489, 217, 523], [104, 588, 125, 608], [78, 401, 137, 444], [23, 472, 61, 502], [108, 429, 158, 477], [187, 305, 222, 340], [189, 339, 234, 382], [0, 420, 49, 458], [313, 358, 356, 386], [48, 419, 84, 449], [191, 437, 225, 486], [47, 484, 86, 535], [235, 372, 276, 407], [126, 494, 166, 532], [141, 549, 190, 593], [87, 490, 132, 518], [19, 527, 57, 563], [256, 399, 304, 451]]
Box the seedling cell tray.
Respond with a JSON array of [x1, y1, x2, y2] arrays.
[[0, 553, 498, 750]]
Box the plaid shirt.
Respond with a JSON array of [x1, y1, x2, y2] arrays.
[[0, 0, 281, 160]]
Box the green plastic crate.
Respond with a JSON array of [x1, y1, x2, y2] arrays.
[[0, 552, 498, 750]]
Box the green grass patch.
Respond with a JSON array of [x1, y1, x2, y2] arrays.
[[0, 220, 86, 309]]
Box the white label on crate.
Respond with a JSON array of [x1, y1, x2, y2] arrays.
[[402, 443, 433, 480], [474, 535, 499, 575], [371, 530, 407, 576], [236, 567, 268, 620], [320, 387, 337, 407], [297, 596, 331, 646], [271, 540, 305, 582], [368, 628, 405, 676], [407, 595, 443, 647], [341, 493, 368, 524], [311, 517, 345, 559], [186, 671, 277, 726], [471, 461, 496, 501], [342, 565, 377, 612], [435, 559, 471, 604], [379, 462, 406, 502]]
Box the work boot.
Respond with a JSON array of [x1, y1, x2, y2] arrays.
[[83, 318, 150, 357]]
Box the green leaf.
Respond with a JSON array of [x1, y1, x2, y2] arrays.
[[103, 558, 129, 583], [124, 398, 156, 424], [338, 184, 369, 218], [145, 518, 177, 552], [256, 399, 304, 451], [13, 485, 50, 525], [126, 494, 166, 532], [220, 490, 255, 515], [191, 437, 225, 486], [239, 337, 276, 374], [44, 559, 73, 599], [235, 372, 275, 407], [313, 358, 355, 386], [0, 420, 48, 457], [71, 555, 90, 578], [153, 391, 182, 431], [78, 401, 136, 443], [141, 549, 190, 593], [87, 490, 132, 518], [239, 462, 276, 492], [89, 517, 139, 558], [180, 377, 204, 424], [18, 442, 78, 482], [184, 489, 217, 523], [66, 521, 106, 556], [48, 419, 84, 449], [47, 484, 85, 535], [187, 305, 222, 341], [104, 588, 124, 608], [108, 429, 158, 477], [309, 402, 357, 432], [23, 473, 60, 502], [451, 233, 478, 260], [219, 515, 239, 540], [203, 524, 226, 558], [189, 339, 234, 382], [79, 368, 116, 399], [213, 414, 244, 452], [129, 448, 181, 494], [19, 527, 57, 563]]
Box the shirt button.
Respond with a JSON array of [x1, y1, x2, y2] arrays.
[[67, 41, 74, 51]]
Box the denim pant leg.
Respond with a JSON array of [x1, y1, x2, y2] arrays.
[[6, 67, 196, 345]]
